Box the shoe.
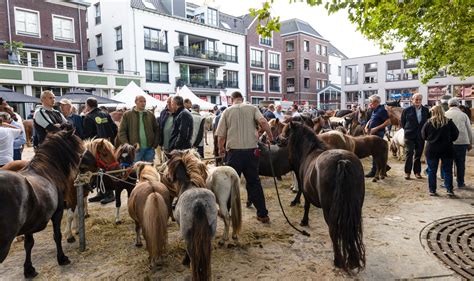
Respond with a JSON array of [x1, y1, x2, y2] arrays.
[[405, 173, 411, 180], [88, 193, 105, 203], [458, 184, 466, 188], [429, 192, 437, 196], [257, 216, 270, 224], [386, 165, 391, 172], [365, 172, 375, 178], [447, 191, 455, 197], [415, 174, 422, 179], [100, 195, 115, 204]]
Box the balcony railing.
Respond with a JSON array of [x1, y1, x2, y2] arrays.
[[174, 46, 226, 62], [222, 80, 238, 88], [144, 39, 167, 52], [224, 54, 238, 63], [269, 63, 280, 70], [176, 77, 225, 89], [250, 60, 263, 68], [269, 86, 280, 92], [252, 84, 264, 91], [146, 73, 169, 83]]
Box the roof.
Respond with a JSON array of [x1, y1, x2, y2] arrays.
[[65, 0, 90, 7], [328, 43, 348, 59], [316, 84, 342, 95], [280, 19, 327, 41], [130, 0, 170, 14]]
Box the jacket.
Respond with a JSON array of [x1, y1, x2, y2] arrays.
[[33, 105, 67, 145], [83, 108, 117, 141], [445, 107, 473, 145], [190, 110, 205, 147], [157, 107, 171, 146], [119, 107, 159, 148], [169, 106, 193, 150], [421, 119, 459, 158], [400, 105, 430, 140], [67, 114, 84, 139]]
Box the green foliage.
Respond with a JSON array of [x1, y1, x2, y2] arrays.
[[251, 0, 474, 83], [2, 41, 24, 53]]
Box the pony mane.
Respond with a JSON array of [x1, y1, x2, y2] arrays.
[[167, 150, 208, 189], [286, 122, 327, 152], [26, 130, 84, 191], [83, 138, 115, 156]]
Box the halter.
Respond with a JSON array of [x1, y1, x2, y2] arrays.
[[95, 151, 120, 171]]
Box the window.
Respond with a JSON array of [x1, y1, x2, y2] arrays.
[[316, 44, 321, 55], [117, 59, 124, 74], [304, 78, 310, 89], [386, 60, 402, 81], [19, 50, 41, 67], [286, 59, 295, 70], [144, 27, 167, 52], [328, 64, 332, 74], [322, 63, 327, 73], [223, 44, 237, 62], [286, 41, 294, 52], [304, 59, 310, 70], [251, 97, 264, 105], [364, 63, 377, 83], [304, 40, 309, 52], [55, 53, 75, 70], [286, 78, 295, 92], [338, 66, 341, 76], [316, 62, 321, 72], [317, 80, 322, 89], [404, 59, 418, 68], [15, 8, 40, 37], [95, 3, 101, 25], [268, 52, 280, 70], [207, 8, 218, 26], [53, 15, 74, 42], [251, 73, 264, 91], [87, 39, 90, 58], [96, 34, 103, 56], [345, 65, 359, 85], [322, 46, 327, 56], [223, 70, 238, 88], [145, 60, 169, 83], [115, 26, 122, 50], [260, 35, 272, 47], [250, 49, 263, 68], [269, 76, 280, 92]]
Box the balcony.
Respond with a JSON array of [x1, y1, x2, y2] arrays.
[[223, 80, 239, 88], [252, 84, 264, 91], [287, 86, 295, 92], [176, 76, 225, 90], [269, 63, 280, 70], [174, 46, 226, 66], [269, 86, 280, 92], [250, 60, 263, 68]]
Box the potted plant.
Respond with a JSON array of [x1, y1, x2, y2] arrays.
[[3, 41, 24, 65]]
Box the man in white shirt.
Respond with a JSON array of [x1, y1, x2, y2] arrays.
[[0, 117, 22, 167]]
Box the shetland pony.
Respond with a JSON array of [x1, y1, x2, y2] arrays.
[[128, 166, 170, 268], [280, 122, 366, 273], [0, 130, 95, 278], [390, 129, 406, 161], [167, 150, 217, 281], [0, 160, 29, 171], [207, 166, 242, 245]]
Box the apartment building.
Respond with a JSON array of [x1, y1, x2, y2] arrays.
[[341, 52, 474, 109], [280, 19, 330, 106], [87, 0, 246, 103]]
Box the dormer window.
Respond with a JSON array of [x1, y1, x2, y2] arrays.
[[207, 8, 218, 26]]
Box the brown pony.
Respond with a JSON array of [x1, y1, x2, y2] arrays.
[[268, 118, 285, 141], [0, 130, 96, 278], [22, 119, 33, 147], [385, 106, 402, 129], [280, 122, 365, 273], [0, 160, 29, 171], [128, 166, 170, 268]]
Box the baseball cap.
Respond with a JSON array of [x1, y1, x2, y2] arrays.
[[59, 99, 72, 105]]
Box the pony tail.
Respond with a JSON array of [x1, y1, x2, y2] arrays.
[[230, 174, 242, 236], [191, 202, 212, 281], [143, 192, 168, 265], [330, 159, 365, 272]]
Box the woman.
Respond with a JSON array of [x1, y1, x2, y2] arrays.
[[421, 105, 459, 196]]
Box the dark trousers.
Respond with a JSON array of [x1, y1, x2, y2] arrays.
[[226, 149, 268, 218], [453, 144, 468, 187], [404, 137, 424, 174], [369, 130, 385, 174], [197, 146, 204, 159], [427, 157, 453, 193], [13, 149, 22, 161]]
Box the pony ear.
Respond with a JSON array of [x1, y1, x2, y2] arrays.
[[164, 151, 171, 160]]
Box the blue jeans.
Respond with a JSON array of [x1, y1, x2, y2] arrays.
[[427, 157, 453, 193], [453, 144, 468, 187], [134, 147, 155, 163], [13, 149, 22, 160]]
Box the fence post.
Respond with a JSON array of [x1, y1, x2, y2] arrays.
[[76, 183, 86, 252]]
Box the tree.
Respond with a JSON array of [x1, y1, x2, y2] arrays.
[[250, 1, 474, 83]]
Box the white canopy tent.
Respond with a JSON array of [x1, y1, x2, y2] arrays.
[[176, 85, 216, 110], [100, 81, 166, 110]]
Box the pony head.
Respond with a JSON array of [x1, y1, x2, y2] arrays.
[[166, 150, 208, 195]]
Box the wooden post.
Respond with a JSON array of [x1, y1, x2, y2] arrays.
[[76, 183, 86, 252]]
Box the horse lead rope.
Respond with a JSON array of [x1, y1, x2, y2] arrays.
[[266, 143, 310, 237]]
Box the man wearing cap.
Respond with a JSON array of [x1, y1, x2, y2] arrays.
[[190, 104, 205, 158], [119, 95, 159, 162], [83, 97, 117, 142], [33, 90, 67, 146], [59, 99, 84, 139]]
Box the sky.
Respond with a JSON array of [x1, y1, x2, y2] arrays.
[[189, 0, 403, 59]]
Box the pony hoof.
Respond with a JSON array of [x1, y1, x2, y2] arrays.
[[300, 221, 308, 227], [67, 236, 76, 243], [58, 255, 71, 265], [115, 220, 122, 225], [290, 201, 299, 206], [135, 242, 143, 248], [24, 266, 38, 278]]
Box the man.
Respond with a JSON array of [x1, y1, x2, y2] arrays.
[[440, 95, 451, 112], [216, 91, 273, 223], [33, 90, 67, 146], [364, 94, 391, 177], [169, 96, 193, 150], [400, 93, 430, 180], [184, 98, 192, 111], [190, 104, 205, 158], [83, 97, 117, 142], [59, 99, 84, 139], [445, 98, 472, 188], [0, 112, 26, 160], [0, 116, 22, 167], [274, 105, 284, 121], [157, 97, 174, 152], [263, 104, 276, 120], [119, 95, 159, 162], [83, 97, 117, 204], [290, 104, 300, 117], [213, 106, 226, 132]]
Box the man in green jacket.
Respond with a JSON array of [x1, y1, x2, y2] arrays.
[[119, 95, 159, 162]]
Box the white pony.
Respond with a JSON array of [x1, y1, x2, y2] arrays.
[[207, 166, 242, 245], [390, 128, 406, 161]]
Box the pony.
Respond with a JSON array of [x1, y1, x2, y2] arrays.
[[113, 143, 138, 223], [206, 166, 242, 245], [390, 129, 406, 161], [385, 106, 403, 138], [167, 150, 217, 281], [268, 118, 285, 142], [280, 122, 366, 273], [0, 130, 96, 278], [0, 160, 29, 171], [128, 166, 171, 268], [22, 119, 33, 147], [202, 112, 215, 145]]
